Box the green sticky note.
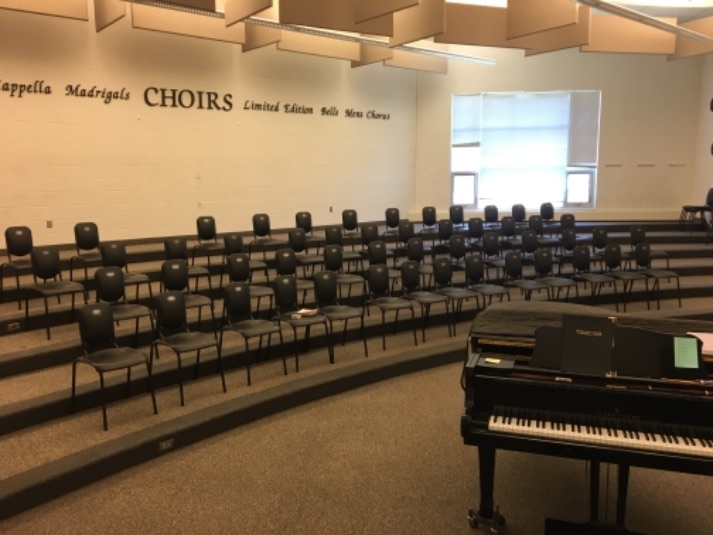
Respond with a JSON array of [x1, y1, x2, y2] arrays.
[[674, 337, 699, 369]]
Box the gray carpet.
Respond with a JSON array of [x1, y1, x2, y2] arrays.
[[1, 362, 711, 535]]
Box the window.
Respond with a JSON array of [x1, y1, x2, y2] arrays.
[[451, 91, 601, 209]]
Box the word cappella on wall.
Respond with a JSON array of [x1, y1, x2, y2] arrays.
[[0, 77, 392, 120]]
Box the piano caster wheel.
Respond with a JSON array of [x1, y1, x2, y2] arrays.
[[468, 508, 506, 533]]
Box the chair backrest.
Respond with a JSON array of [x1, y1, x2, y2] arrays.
[[31, 247, 62, 281], [74, 222, 100, 252], [432, 257, 454, 288], [467, 218, 484, 241], [154, 291, 188, 334], [630, 226, 646, 248], [484, 205, 499, 224], [5, 226, 33, 259], [572, 245, 593, 273], [521, 229, 539, 256], [465, 255, 486, 285], [481, 231, 501, 258], [449, 234, 467, 261], [560, 228, 577, 252], [592, 228, 608, 252], [422, 206, 437, 228], [511, 204, 526, 224], [449, 205, 464, 226], [295, 211, 313, 234], [406, 237, 425, 263], [78, 302, 115, 352], [385, 208, 400, 231], [196, 216, 218, 242], [313, 270, 339, 306], [272, 274, 299, 312], [560, 213, 575, 231], [95, 266, 127, 303], [540, 202, 555, 222], [161, 259, 190, 292], [223, 233, 245, 256], [164, 237, 189, 260], [438, 219, 454, 241], [100, 242, 129, 270], [398, 220, 415, 244], [222, 281, 253, 322], [323, 244, 344, 273], [366, 264, 392, 297], [534, 248, 554, 278], [604, 243, 623, 271], [287, 228, 308, 254], [367, 240, 388, 266], [528, 215, 544, 236], [360, 223, 379, 247], [252, 213, 272, 238], [634, 243, 653, 269], [275, 248, 298, 276], [503, 250, 523, 281], [342, 209, 358, 233], [226, 253, 251, 283], [324, 225, 343, 246], [400, 260, 422, 292], [500, 216, 516, 239]]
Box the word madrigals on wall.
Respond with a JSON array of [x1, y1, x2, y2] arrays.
[[66, 84, 130, 104]]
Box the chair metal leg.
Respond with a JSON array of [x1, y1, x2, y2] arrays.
[[99, 372, 108, 431]]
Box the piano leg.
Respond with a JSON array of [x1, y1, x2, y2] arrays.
[[615, 464, 630, 526], [589, 461, 600, 521], [468, 445, 506, 531]]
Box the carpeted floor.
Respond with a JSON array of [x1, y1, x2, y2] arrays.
[[1, 362, 711, 535]]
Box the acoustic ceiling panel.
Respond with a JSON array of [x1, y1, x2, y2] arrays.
[[582, 13, 676, 54], [241, 4, 280, 51], [384, 49, 448, 73], [390, 0, 445, 48], [506, 0, 578, 40], [279, 0, 393, 37], [670, 16, 713, 59], [434, 4, 523, 49], [355, 0, 419, 24], [94, 0, 125, 31], [131, 3, 245, 44], [224, 0, 272, 27], [277, 31, 361, 61], [164, 0, 215, 10], [512, 6, 591, 56], [0, 0, 88, 20], [351, 44, 394, 67]]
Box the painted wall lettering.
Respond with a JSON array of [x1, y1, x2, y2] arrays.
[[345, 108, 363, 118], [144, 87, 232, 111], [367, 110, 390, 120], [321, 106, 338, 117], [65, 84, 130, 104], [0, 79, 51, 98], [243, 100, 280, 112], [284, 102, 313, 114]]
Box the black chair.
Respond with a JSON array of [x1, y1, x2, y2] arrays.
[[559, 213, 576, 237], [250, 213, 286, 262], [571, 245, 616, 305], [295, 211, 322, 250], [405, 237, 434, 288], [1, 225, 33, 309], [400, 260, 452, 342], [287, 228, 323, 277], [464, 255, 510, 306], [323, 244, 366, 302], [466, 218, 484, 253], [555, 227, 578, 274], [420, 206, 438, 236], [365, 264, 417, 350], [483, 205, 499, 228], [224, 253, 274, 313], [432, 257, 479, 329], [540, 202, 555, 229], [532, 248, 579, 301], [679, 187, 713, 232], [429, 219, 454, 257], [151, 291, 226, 406], [221, 233, 269, 287], [591, 227, 609, 258], [366, 240, 400, 290], [603, 243, 648, 312], [72, 302, 158, 431], [449, 205, 466, 231], [100, 241, 153, 301], [393, 220, 415, 259], [634, 243, 681, 310], [481, 231, 505, 280], [383, 208, 400, 239], [630, 226, 669, 269], [448, 234, 468, 270], [520, 229, 540, 264], [528, 215, 558, 248], [25, 247, 88, 339], [324, 225, 362, 265], [275, 248, 313, 306], [95, 267, 155, 347], [219, 282, 286, 386], [70, 222, 102, 281], [511, 204, 527, 227], [360, 223, 383, 268], [160, 259, 217, 332], [272, 274, 333, 371], [165, 237, 212, 293], [500, 216, 521, 249], [313, 270, 368, 358], [341, 209, 360, 245], [193, 216, 224, 268], [500, 250, 550, 301]]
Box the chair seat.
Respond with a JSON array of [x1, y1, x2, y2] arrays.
[[123, 272, 150, 285], [336, 273, 365, 285], [277, 312, 328, 327], [76, 347, 148, 372], [641, 268, 678, 279], [228, 318, 281, 338], [295, 279, 313, 292], [185, 294, 212, 308], [188, 265, 210, 276], [296, 254, 323, 266], [541, 276, 578, 288], [31, 280, 85, 296], [405, 291, 449, 305], [369, 296, 412, 310], [320, 305, 363, 321], [158, 332, 218, 353], [249, 284, 274, 298], [608, 271, 646, 282], [470, 283, 509, 296], [110, 303, 152, 321], [574, 273, 614, 284], [438, 287, 479, 300]]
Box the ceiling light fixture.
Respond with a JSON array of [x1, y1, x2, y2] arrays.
[[577, 0, 712, 41]]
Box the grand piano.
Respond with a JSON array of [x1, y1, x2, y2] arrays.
[[461, 301, 713, 533]]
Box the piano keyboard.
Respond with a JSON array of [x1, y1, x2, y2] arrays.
[[489, 406, 713, 458]]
